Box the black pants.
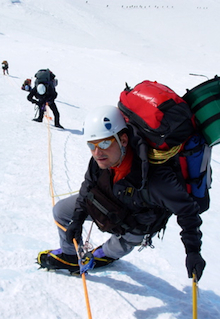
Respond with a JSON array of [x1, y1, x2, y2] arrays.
[[38, 101, 60, 125], [2, 67, 9, 75]]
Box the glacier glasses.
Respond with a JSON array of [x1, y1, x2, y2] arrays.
[[87, 136, 116, 151]]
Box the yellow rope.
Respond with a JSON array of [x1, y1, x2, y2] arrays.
[[46, 105, 93, 319], [148, 144, 182, 164], [45, 105, 55, 207], [49, 188, 79, 198]]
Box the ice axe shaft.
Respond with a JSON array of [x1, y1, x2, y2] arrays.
[[192, 272, 198, 319]]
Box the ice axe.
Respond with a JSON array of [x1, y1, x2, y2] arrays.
[[192, 272, 198, 319]]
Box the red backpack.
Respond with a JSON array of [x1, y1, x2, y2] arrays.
[[118, 80, 211, 213], [118, 80, 195, 150]]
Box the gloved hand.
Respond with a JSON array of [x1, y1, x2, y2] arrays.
[[32, 100, 40, 106], [186, 252, 206, 281], [66, 220, 82, 244]]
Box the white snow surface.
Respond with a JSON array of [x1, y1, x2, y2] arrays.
[[0, 0, 220, 318]]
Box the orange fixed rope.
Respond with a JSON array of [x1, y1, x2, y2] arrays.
[[45, 104, 78, 199], [54, 221, 93, 319], [46, 105, 55, 207], [47, 108, 93, 319]]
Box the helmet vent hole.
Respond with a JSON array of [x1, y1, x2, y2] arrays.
[[103, 117, 112, 130]]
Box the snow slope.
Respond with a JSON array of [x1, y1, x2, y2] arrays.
[[0, 0, 220, 318]]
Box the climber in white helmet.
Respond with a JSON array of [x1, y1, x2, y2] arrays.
[[37, 105, 205, 282], [27, 75, 64, 129]]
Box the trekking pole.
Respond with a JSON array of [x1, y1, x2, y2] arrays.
[[192, 272, 198, 319], [54, 220, 93, 319]]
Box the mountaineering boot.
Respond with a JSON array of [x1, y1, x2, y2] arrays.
[[37, 249, 79, 273], [55, 123, 64, 129], [37, 247, 117, 274], [32, 118, 43, 122], [91, 246, 117, 268]]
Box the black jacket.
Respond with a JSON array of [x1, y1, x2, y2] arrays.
[[72, 125, 202, 255], [27, 85, 57, 105]]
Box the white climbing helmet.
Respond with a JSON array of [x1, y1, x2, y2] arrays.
[[84, 105, 127, 141], [37, 83, 46, 95]]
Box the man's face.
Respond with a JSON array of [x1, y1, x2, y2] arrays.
[[88, 136, 123, 169]]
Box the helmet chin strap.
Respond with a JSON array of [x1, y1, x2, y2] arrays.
[[114, 134, 126, 166]]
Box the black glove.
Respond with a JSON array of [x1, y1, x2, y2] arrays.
[[186, 252, 206, 281], [66, 220, 82, 244], [32, 100, 40, 106]]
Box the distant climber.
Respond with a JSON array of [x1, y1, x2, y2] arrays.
[[2, 61, 9, 75], [21, 79, 32, 92], [27, 82, 64, 129]]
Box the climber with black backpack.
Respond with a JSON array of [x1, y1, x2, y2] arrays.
[[37, 104, 206, 282], [27, 69, 64, 129]]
